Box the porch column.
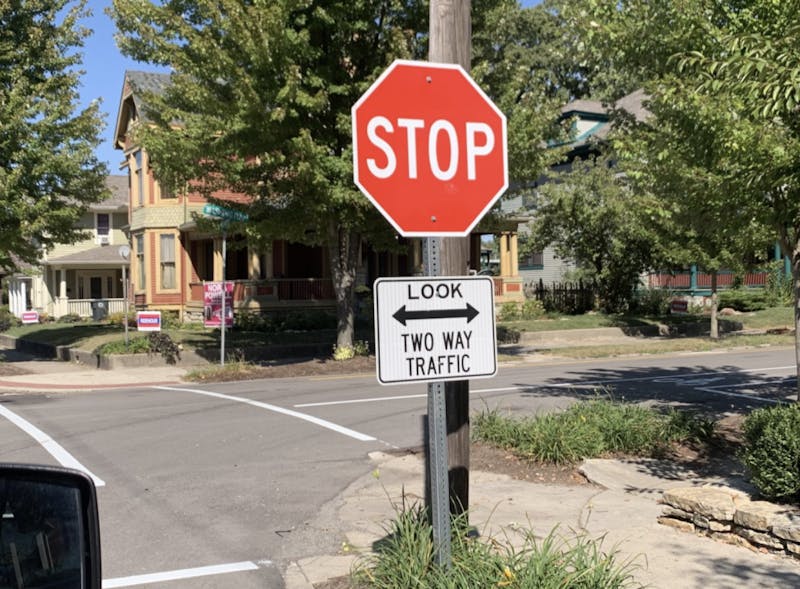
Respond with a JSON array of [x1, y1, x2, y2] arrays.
[[509, 233, 519, 277], [19, 280, 27, 313], [499, 233, 511, 277], [249, 250, 260, 280], [59, 268, 67, 300], [8, 281, 19, 317], [213, 238, 223, 281]]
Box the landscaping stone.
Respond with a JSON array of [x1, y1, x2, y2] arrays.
[[661, 485, 800, 560], [657, 516, 694, 533], [736, 527, 785, 551], [734, 501, 790, 532], [662, 487, 742, 521], [772, 514, 800, 543]]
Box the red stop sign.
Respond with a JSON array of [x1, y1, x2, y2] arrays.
[[352, 60, 508, 237]]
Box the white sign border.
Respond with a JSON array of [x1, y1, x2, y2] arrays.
[[373, 275, 498, 385]]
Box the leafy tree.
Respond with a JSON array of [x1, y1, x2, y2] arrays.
[[678, 1, 800, 379], [575, 0, 800, 389], [526, 154, 659, 313], [0, 0, 107, 270], [110, 0, 562, 349], [613, 87, 773, 337]]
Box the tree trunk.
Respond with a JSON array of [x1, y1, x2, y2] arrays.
[[710, 271, 718, 339], [327, 222, 360, 351]]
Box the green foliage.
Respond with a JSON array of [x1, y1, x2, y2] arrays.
[[742, 404, 800, 502], [354, 502, 642, 588], [631, 288, 672, 316], [158, 310, 181, 330], [98, 336, 150, 355], [56, 313, 83, 324], [764, 260, 793, 307], [0, 307, 20, 332], [332, 340, 369, 361], [235, 310, 337, 333], [717, 289, 769, 312], [496, 325, 521, 344], [108, 311, 137, 328], [473, 399, 714, 465], [528, 156, 656, 313], [0, 0, 107, 271], [498, 300, 546, 322], [146, 332, 181, 365]]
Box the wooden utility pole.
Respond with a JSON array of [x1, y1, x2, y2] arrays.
[[429, 0, 472, 518]]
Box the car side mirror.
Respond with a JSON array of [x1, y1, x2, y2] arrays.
[[0, 464, 101, 588]]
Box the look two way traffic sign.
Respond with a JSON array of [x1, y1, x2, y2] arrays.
[[374, 276, 497, 385]]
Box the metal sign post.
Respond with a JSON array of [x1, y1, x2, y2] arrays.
[[424, 237, 451, 568], [119, 245, 131, 348], [220, 225, 227, 366]]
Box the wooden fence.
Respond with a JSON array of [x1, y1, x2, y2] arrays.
[[525, 279, 597, 314]]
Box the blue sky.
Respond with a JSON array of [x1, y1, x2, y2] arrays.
[[78, 0, 541, 172]]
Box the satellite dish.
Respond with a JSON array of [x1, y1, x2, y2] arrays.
[[119, 245, 131, 260]]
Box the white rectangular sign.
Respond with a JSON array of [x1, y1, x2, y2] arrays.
[[374, 276, 497, 385]]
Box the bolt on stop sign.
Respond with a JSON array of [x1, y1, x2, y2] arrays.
[[352, 60, 508, 237]]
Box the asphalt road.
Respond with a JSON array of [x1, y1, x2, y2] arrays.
[[0, 346, 796, 587]]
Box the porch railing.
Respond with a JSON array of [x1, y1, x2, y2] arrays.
[[648, 271, 769, 290], [65, 298, 127, 318], [189, 278, 336, 303]]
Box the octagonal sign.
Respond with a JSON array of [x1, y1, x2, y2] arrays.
[[352, 60, 508, 237]]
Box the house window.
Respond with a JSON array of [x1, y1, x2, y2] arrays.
[[96, 213, 110, 243], [159, 180, 176, 199], [134, 151, 145, 206], [522, 251, 544, 269], [136, 234, 145, 290], [160, 234, 176, 289]]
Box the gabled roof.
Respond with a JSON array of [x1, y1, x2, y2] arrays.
[[558, 90, 649, 153], [44, 244, 130, 267], [113, 70, 172, 154], [92, 175, 128, 212]]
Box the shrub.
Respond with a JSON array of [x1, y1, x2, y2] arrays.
[[742, 404, 800, 502], [353, 502, 642, 588], [764, 260, 792, 307], [98, 337, 151, 355], [108, 311, 136, 327], [497, 301, 521, 321], [632, 288, 671, 316], [147, 332, 181, 364], [332, 340, 370, 361], [717, 288, 769, 312], [0, 307, 19, 332], [473, 399, 715, 465], [520, 298, 545, 319], [496, 325, 520, 344], [57, 313, 83, 324]]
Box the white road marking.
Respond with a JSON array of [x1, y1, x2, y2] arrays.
[[153, 386, 376, 442], [695, 377, 796, 404], [0, 404, 105, 487], [294, 386, 521, 408], [291, 366, 797, 408], [103, 560, 259, 587]]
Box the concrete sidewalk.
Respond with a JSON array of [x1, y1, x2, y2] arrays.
[[285, 452, 800, 589], [0, 347, 188, 391]]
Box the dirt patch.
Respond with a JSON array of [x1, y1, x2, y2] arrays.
[[187, 356, 376, 382]]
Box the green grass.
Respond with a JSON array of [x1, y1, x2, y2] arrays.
[[5, 321, 354, 354], [500, 305, 795, 333], [353, 503, 642, 588], [539, 333, 794, 359], [473, 399, 715, 465]]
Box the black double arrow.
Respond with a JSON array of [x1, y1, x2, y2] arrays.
[[393, 303, 479, 326]]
